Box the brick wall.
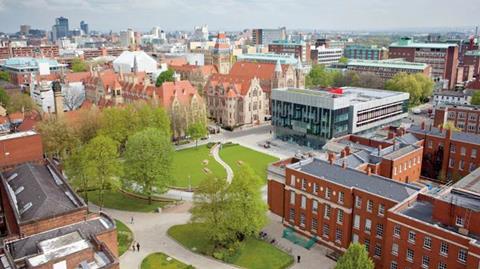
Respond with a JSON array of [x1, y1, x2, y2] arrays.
[[19, 209, 87, 237], [0, 134, 44, 169]]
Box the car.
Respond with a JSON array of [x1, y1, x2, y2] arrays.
[[412, 108, 421, 114]]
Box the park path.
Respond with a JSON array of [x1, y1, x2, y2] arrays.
[[211, 143, 234, 183], [91, 204, 237, 269]]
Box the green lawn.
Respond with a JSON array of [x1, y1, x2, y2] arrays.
[[115, 220, 133, 256], [219, 144, 279, 180], [86, 190, 168, 212], [172, 145, 226, 188], [141, 252, 194, 269], [168, 223, 293, 269]]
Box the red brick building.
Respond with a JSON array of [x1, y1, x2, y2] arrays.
[[0, 45, 60, 59], [267, 157, 422, 268], [0, 159, 119, 268], [0, 131, 43, 170], [408, 124, 480, 181], [433, 104, 480, 134], [268, 40, 311, 64]]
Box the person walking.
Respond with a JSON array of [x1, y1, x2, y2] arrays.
[[137, 242, 140, 252], [132, 241, 136, 252], [297, 255, 301, 263], [130, 216, 134, 224]]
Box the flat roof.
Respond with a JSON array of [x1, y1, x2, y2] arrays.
[[452, 167, 480, 196], [237, 53, 298, 64], [289, 158, 420, 202], [0, 130, 37, 141], [390, 41, 457, 49], [347, 59, 429, 70]]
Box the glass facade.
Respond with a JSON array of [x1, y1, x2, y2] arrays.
[[272, 99, 349, 148]]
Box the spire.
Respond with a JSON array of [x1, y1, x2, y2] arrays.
[[274, 60, 282, 73], [296, 58, 303, 70], [133, 55, 138, 73]]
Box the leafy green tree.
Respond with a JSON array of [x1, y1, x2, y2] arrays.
[[84, 135, 122, 210], [187, 121, 207, 148], [385, 73, 433, 106], [124, 128, 173, 204], [99, 107, 131, 147], [0, 87, 10, 107], [73, 106, 102, 144], [0, 71, 10, 82], [71, 58, 88, 72], [471, 91, 480, 105], [64, 146, 91, 209], [155, 68, 175, 87], [306, 65, 335, 87], [133, 103, 171, 137], [413, 73, 434, 102], [441, 121, 461, 132], [191, 175, 232, 247], [6, 92, 37, 114], [36, 117, 78, 159], [357, 72, 384, 89], [339, 56, 349, 64], [226, 165, 267, 241], [336, 243, 374, 269]]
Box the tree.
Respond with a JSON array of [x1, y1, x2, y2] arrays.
[[36, 117, 78, 159], [306, 65, 335, 87], [0, 87, 10, 107], [336, 243, 374, 269], [124, 128, 173, 204], [133, 103, 171, 137], [339, 56, 349, 64], [187, 121, 207, 148], [71, 58, 88, 72], [63, 86, 85, 110], [99, 106, 131, 147], [0, 71, 10, 82], [385, 73, 434, 106], [155, 68, 175, 87], [83, 135, 122, 210], [226, 165, 267, 242], [64, 146, 91, 210], [6, 92, 37, 114], [73, 106, 102, 144], [191, 175, 232, 247], [471, 91, 480, 105], [441, 121, 461, 132], [357, 72, 384, 89]]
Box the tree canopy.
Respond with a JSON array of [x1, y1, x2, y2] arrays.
[[124, 128, 174, 203], [306, 64, 336, 88], [0, 87, 10, 108], [71, 58, 88, 72], [339, 56, 349, 64], [36, 117, 78, 159], [385, 73, 433, 106], [471, 91, 480, 105], [336, 243, 374, 269], [6, 92, 37, 114], [0, 71, 9, 82], [187, 121, 208, 148], [155, 68, 175, 87]]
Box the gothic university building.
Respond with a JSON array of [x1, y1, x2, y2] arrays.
[[204, 59, 305, 128]]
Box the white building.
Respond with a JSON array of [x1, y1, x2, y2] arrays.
[[120, 28, 135, 48], [433, 90, 473, 107], [30, 80, 85, 113], [192, 25, 208, 41], [113, 50, 158, 74], [313, 45, 343, 65]]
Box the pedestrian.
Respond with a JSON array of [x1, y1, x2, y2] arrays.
[[131, 216, 134, 224], [297, 255, 301, 263], [132, 242, 136, 252], [137, 242, 140, 252]]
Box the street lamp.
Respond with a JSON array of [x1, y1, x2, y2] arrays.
[[188, 175, 191, 192]]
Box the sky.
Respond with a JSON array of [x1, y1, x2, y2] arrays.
[[0, 0, 479, 33]]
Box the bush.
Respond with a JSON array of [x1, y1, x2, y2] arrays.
[[206, 142, 216, 148], [221, 142, 238, 148]]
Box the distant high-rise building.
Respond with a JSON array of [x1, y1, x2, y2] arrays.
[[20, 25, 30, 35], [80, 20, 89, 35], [192, 25, 209, 41], [120, 28, 136, 48], [252, 27, 286, 45], [52, 17, 69, 40]]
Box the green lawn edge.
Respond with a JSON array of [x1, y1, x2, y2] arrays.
[[115, 219, 133, 256], [86, 190, 168, 212], [141, 252, 194, 269]]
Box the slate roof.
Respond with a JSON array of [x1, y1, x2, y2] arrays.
[[2, 163, 85, 223], [290, 158, 421, 202], [408, 124, 480, 145]]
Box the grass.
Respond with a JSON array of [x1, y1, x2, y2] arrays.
[[86, 190, 168, 212], [115, 220, 133, 256], [141, 252, 194, 269], [168, 223, 293, 269], [219, 144, 279, 180], [172, 144, 226, 188]]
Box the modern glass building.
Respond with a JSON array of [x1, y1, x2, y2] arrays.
[[344, 44, 388, 60], [271, 87, 409, 148]]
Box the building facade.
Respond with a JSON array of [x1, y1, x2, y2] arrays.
[[269, 40, 311, 64], [252, 28, 287, 45], [389, 37, 459, 89], [310, 47, 344, 65], [344, 45, 388, 60], [344, 59, 432, 82], [433, 104, 480, 134], [433, 91, 473, 107]]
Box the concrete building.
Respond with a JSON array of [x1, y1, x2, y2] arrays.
[[433, 104, 480, 134], [20, 25, 31, 35], [80, 20, 88, 35], [432, 90, 474, 106], [271, 87, 409, 148], [344, 45, 388, 60], [269, 40, 310, 63], [389, 37, 459, 89], [236, 53, 299, 65], [119, 28, 135, 48], [52, 17, 69, 41], [252, 27, 287, 45], [0, 57, 66, 88], [342, 59, 432, 82], [310, 46, 344, 65], [192, 25, 209, 41]]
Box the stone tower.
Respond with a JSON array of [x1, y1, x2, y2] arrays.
[[212, 33, 231, 74], [52, 81, 64, 118]]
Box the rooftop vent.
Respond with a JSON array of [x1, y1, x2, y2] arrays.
[[14, 186, 24, 195], [19, 202, 32, 215], [65, 191, 80, 207], [47, 165, 63, 185], [7, 173, 18, 182]]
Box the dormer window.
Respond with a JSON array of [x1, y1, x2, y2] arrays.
[[456, 216, 464, 227]]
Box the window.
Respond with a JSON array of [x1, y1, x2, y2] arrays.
[[449, 158, 454, 168], [290, 175, 296, 186], [470, 163, 477, 172], [322, 224, 329, 238], [428, 140, 433, 149], [352, 233, 359, 243], [312, 200, 318, 213], [423, 236, 432, 249], [393, 167, 397, 175], [290, 191, 295, 205], [408, 231, 416, 243], [289, 208, 295, 221], [311, 218, 318, 232], [374, 245, 382, 257], [338, 191, 344, 204], [422, 255, 430, 269], [335, 228, 342, 242], [325, 187, 332, 199], [355, 196, 362, 208], [364, 239, 370, 251], [378, 204, 385, 216], [472, 148, 477, 158], [450, 144, 456, 153], [458, 248, 467, 263], [437, 262, 447, 269], [440, 241, 448, 256], [367, 200, 373, 212], [300, 195, 306, 209], [300, 213, 306, 227], [336, 209, 344, 224], [365, 218, 372, 233], [376, 224, 384, 237], [407, 248, 414, 262], [390, 261, 398, 269], [313, 183, 319, 194], [459, 160, 464, 171], [461, 147, 466, 156], [301, 178, 307, 190], [393, 225, 401, 237], [324, 204, 331, 219], [353, 215, 360, 229], [392, 243, 399, 256], [456, 216, 464, 227]]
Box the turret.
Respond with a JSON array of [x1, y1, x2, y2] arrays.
[[52, 81, 64, 118]]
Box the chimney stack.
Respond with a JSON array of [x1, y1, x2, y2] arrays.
[[367, 166, 372, 176], [342, 160, 347, 169], [387, 131, 396, 140], [340, 150, 346, 158], [345, 146, 351, 156], [421, 121, 425, 130], [377, 144, 382, 154], [328, 152, 336, 165]]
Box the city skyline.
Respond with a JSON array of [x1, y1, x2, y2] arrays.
[[0, 0, 479, 33]]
